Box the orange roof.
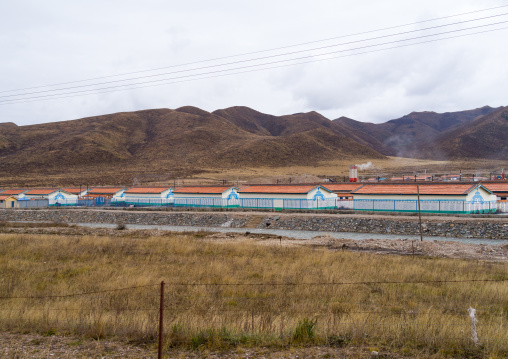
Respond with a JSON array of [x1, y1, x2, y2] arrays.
[[352, 184, 482, 195], [124, 187, 171, 194], [0, 189, 28, 195], [88, 187, 126, 195], [0, 195, 16, 201], [25, 189, 60, 195], [322, 183, 363, 192], [173, 186, 234, 194], [482, 182, 508, 192], [239, 185, 329, 194]]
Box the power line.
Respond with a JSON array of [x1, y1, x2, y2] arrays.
[[1, 4, 508, 94], [1, 22, 507, 105], [3, 25, 507, 106], [2, 11, 507, 99]]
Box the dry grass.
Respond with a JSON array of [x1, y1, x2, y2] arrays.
[[0, 232, 507, 357], [2, 157, 507, 188]]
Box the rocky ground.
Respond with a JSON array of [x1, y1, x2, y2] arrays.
[[1, 208, 507, 239], [207, 232, 508, 262], [0, 332, 404, 358]]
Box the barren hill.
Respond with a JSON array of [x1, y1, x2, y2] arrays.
[[0, 106, 383, 185], [417, 106, 508, 160], [334, 106, 500, 157]]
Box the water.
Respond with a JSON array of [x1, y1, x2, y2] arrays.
[[73, 222, 508, 245]]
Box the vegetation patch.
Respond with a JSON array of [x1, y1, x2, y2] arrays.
[[0, 232, 506, 356]]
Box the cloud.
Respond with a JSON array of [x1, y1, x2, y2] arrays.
[[0, 0, 507, 126]]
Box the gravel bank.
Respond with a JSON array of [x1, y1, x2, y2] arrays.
[[1, 209, 506, 239]]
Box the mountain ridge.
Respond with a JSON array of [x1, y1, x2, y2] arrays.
[[0, 104, 505, 184]]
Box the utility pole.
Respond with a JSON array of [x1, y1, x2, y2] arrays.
[[158, 281, 165, 359], [417, 185, 423, 242]]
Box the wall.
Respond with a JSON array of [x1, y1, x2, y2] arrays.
[[0, 209, 506, 240]]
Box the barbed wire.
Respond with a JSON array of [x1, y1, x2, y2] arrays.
[[1, 278, 506, 300], [0, 283, 158, 300]]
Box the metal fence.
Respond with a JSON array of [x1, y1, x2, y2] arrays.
[[17, 199, 49, 208], [497, 201, 508, 213], [8, 197, 504, 214], [353, 199, 498, 214]]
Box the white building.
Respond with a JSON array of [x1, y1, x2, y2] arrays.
[[172, 186, 240, 207], [238, 184, 337, 210], [122, 187, 174, 206], [85, 187, 128, 200], [23, 189, 78, 206], [351, 183, 497, 213], [0, 189, 29, 199], [481, 182, 508, 201], [61, 187, 89, 197]]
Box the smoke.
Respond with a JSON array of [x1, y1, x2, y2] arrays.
[[357, 162, 374, 170]]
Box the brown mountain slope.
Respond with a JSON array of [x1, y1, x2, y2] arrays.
[[0, 107, 384, 183], [334, 106, 500, 156], [416, 106, 508, 160]]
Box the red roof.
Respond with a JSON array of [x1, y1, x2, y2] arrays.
[[173, 186, 234, 194], [352, 183, 482, 195], [482, 182, 508, 193], [0, 189, 28, 195], [0, 195, 16, 201], [88, 187, 126, 195], [25, 189, 60, 195], [322, 183, 363, 192], [124, 187, 171, 194], [239, 185, 328, 194]]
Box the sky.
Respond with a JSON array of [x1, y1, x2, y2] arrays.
[[1, 0, 507, 126]]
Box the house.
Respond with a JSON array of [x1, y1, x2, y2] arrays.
[[238, 184, 337, 210], [0, 189, 29, 199], [0, 195, 17, 208], [321, 183, 363, 199], [61, 187, 89, 197], [84, 187, 127, 200], [23, 189, 78, 206], [172, 186, 240, 207], [351, 183, 497, 213], [481, 182, 508, 201], [122, 187, 173, 206]]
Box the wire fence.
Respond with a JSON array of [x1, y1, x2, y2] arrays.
[[1, 279, 507, 356]]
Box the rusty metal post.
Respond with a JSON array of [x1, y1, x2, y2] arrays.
[[158, 281, 165, 359]]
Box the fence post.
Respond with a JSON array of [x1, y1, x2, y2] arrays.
[[158, 281, 165, 359], [468, 307, 479, 346]]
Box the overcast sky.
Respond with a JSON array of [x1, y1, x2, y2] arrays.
[[1, 0, 507, 126]]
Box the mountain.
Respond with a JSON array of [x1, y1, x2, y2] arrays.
[[417, 106, 508, 160], [2, 104, 505, 187], [0, 106, 384, 184], [334, 106, 501, 157]]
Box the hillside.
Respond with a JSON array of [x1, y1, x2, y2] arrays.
[[334, 106, 500, 157], [417, 106, 508, 159], [0, 106, 384, 185]]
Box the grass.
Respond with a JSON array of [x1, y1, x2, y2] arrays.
[[2, 157, 507, 188], [0, 232, 507, 357]]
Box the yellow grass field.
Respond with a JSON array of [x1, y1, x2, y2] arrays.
[[1, 157, 506, 188], [1, 231, 507, 357]]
